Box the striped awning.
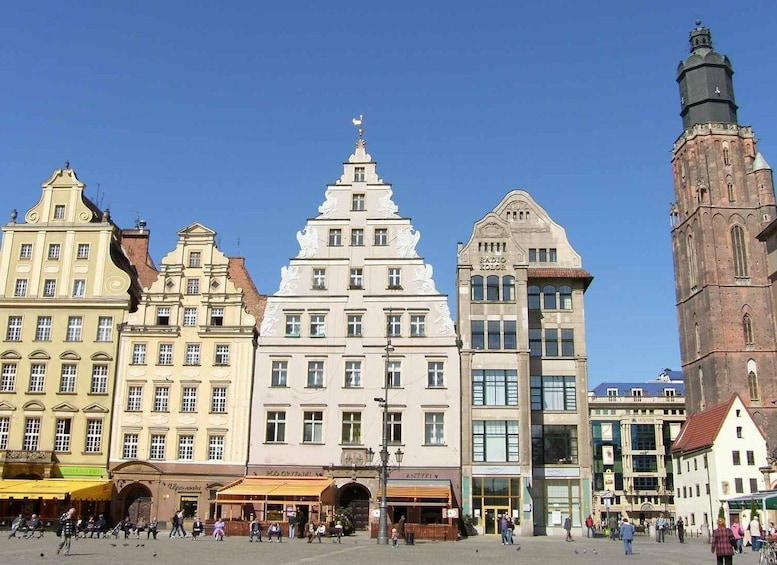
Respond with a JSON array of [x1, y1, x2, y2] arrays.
[[0, 479, 113, 500], [217, 477, 336, 501]]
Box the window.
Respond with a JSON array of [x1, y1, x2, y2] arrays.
[[158, 343, 173, 365], [473, 369, 518, 406], [352, 193, 365, 210], [531, 424, 578, 465], [90, 365, 108, 394], [85, 419, 102, 452], [215, 344, 230, 365], [23, 417, 41, 451], [545, 329, 559, 356], [96, 316, 113, 341], [266, 411, 286, 442], [211, 386, 227, 413], [188, 251, 201, 268], [149, 434, 166, 459], [749, 371, 760, 401], [36, 316, 52, 341], [351, 229, 364, 246], [186, 278, 200, 295], [209, 435, 225, 461], [271, 361, 288, 387], [387, 412, 402, 443], [528, 285, 540, 309], [42, 279, 56, 297], [743, 315, 754, 346], [728, 181, 736, 202], [0, 417, 8, 450], [54, 419, 71, 452], [736, 426, 743, 438], [349, 268, 363, 288], [48, 243, 61, 260], [561, 329, 575, 356], [66, 316, 82, 341], [529, 328, 542, 356], [210, 307, 224, 326], [1, 363, 16, 392], [183, 307, 197, 326], [723, 146, 731, 166], [59, 364, 77, 393], [732, 451, 741, 465], [530, 376, 576, 411], [473, 420, 519, 462], [345, 361, 361, 387], [347, 314, 363, 337], [132, 343, 146, 364], [425, 413, 445, 445], [559, 285, 572, 309], [747, 451, 755, 465], [341, 412, 362, 444], [178, 435, 194, 460], [328, 229, 342, 246], [750, 478, 759, 493], [486, 276, 500, 301], [310, 314, 326, 337], [428, 362, 444, 387], [687, 234, 698, 288], [76, 243, 90, 259], [312, 268, 326, 289], [387, 313, 401, 337], [731, 225, 749, 278], [14, 279, 28, 297], [632, 455, 658, 472], [354, 167, 365, 182], [19, 243, 32, 259], [374, 228, 388, 246], [28, 364, 46, 392], [72, 279, 86, 297], [411, 314, 426, 337], [503, 320, 517, 349], [631, 424, 657, 450], [153, 386, 169, 412], [181, 386, 198, 412], [127, 386, 143, 411], [123, 433, 139, 459], [387, 361, 401, 387], [388, 268, 402, 288], [185, 344, 200, 365], [735, 478, 744, 494], [471, 276, 484, 301], [285, 314, 301, 337], [487, 321, 501, 350], [6, 316, 22, 341], [307, 361, 324, 387], [156, 307, 171, 325], [303, 411, 324, 443], [53, 204, 65, 219]]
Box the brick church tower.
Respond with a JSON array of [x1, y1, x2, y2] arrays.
[[670, 21, 777, 442]]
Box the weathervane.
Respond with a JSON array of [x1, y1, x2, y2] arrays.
[[352, 114, 364, 138]]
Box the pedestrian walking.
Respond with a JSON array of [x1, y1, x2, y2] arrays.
[[730, 520, 743, 553], [334, 520, 343, 543], [499, 515, 509, 545], [750, 514, 762, 552], [619, 517, 635, 555], [169, 511, 181, 538], [507, 518, 515, 544], [564, 516, 573, 542], [288, 514, 297, 540], [391, 527, 399, 547], [585, 514, 594, 538], [656, 513, 667, 542], [677, 516, 685, 544], [711, 518, 735, 565], [608, 515, 619, 540], [57, 508, 77, 556]]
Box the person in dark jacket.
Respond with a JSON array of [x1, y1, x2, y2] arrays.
[[191, 516, 204, 540], [147, 517, 158, 539], [57, 508, 77, 556]]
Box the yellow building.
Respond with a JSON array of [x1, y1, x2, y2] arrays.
[[109, 223, 265, 524], [0, 165, 141, 519]]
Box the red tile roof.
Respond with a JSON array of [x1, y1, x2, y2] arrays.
[[528, 268, 594, 289], [671, 394, 743, 454], [121, 228, 159, 290], [227, 257, 266, 330]]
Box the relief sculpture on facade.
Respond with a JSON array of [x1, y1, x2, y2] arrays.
[[413, 264, 437, 293], [259, 302, 279, 336], [317, 189, 337, 217], [277, 266, 300, 295], [396, 227, 420, 258], [435, 302, 455, 336], [295, 227, 319, 258], [378, 188, 399, 217]]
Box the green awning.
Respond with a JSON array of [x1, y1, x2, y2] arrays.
[[725, 492, 777, 510]]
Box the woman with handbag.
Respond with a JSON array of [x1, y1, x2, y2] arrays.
[[711, 518, 736, 565]]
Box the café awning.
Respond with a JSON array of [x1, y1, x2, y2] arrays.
[[378, 479, 452, 506], [0, 479, 113, 501], [217, 477, 336, 503], [725, 491, 777, 511]]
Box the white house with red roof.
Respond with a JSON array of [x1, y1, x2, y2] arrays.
[[671, 394, 768, 531]]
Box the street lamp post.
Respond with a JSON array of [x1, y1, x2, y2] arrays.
[[376, 338, 395, 545]]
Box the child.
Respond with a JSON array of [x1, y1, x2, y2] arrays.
[[391, 527, 399, 547]]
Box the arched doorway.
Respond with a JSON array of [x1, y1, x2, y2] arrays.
[[338, 483, 371, 530], [123, 484, 152, 525]]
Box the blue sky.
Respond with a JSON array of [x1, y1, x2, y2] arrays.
[[2, 1, 776, 386]]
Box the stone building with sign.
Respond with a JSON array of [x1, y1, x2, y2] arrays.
[[456, 191, 593, 537], [237, 134, 460, 532], [588, 370, 686, 526], [108, 223, 265, 524], [0, 165, 141, 520]]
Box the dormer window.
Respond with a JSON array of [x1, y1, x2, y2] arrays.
[[664, 388, 676, 397], [53, 205, 65, 219], [631, 388, 643, 398], [354, 167, 365, 182], [188, 251, 201, 268], [156, 307, 171, 326], [606, 388, 618, 398]]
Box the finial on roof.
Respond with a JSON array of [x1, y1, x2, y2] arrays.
[[695, 19, 701, 26], [64, 160, 70, 170], [352, 114, 364, 139], [10, 209, 18, 222]]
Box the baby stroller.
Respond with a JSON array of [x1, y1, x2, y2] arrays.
[[107, 523, 122, 539]]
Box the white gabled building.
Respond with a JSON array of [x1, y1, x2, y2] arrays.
[[671, 394, 768, 531], [235, 133, 460, 533]]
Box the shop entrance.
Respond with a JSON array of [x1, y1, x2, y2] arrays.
[[483, 507, 509, 535], [123, 484, 152, 524], [338, 483, 370, 529]]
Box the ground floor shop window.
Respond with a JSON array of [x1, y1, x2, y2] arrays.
[[470, 476, 521, 534], [533, 478, 581, 529]]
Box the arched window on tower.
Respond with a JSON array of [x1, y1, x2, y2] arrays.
[[502, 276, 515, 302], [731, 225, 749, 278], [727, 178, 735, 202], [694, 323, 701, 357], [743, 314, 754, 347], [471, 276, 484, 302], [698, 366, 706, 410], [687, 234, 698, 290], [748, 370, 760, 401], [723, 145, 731, 166]]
